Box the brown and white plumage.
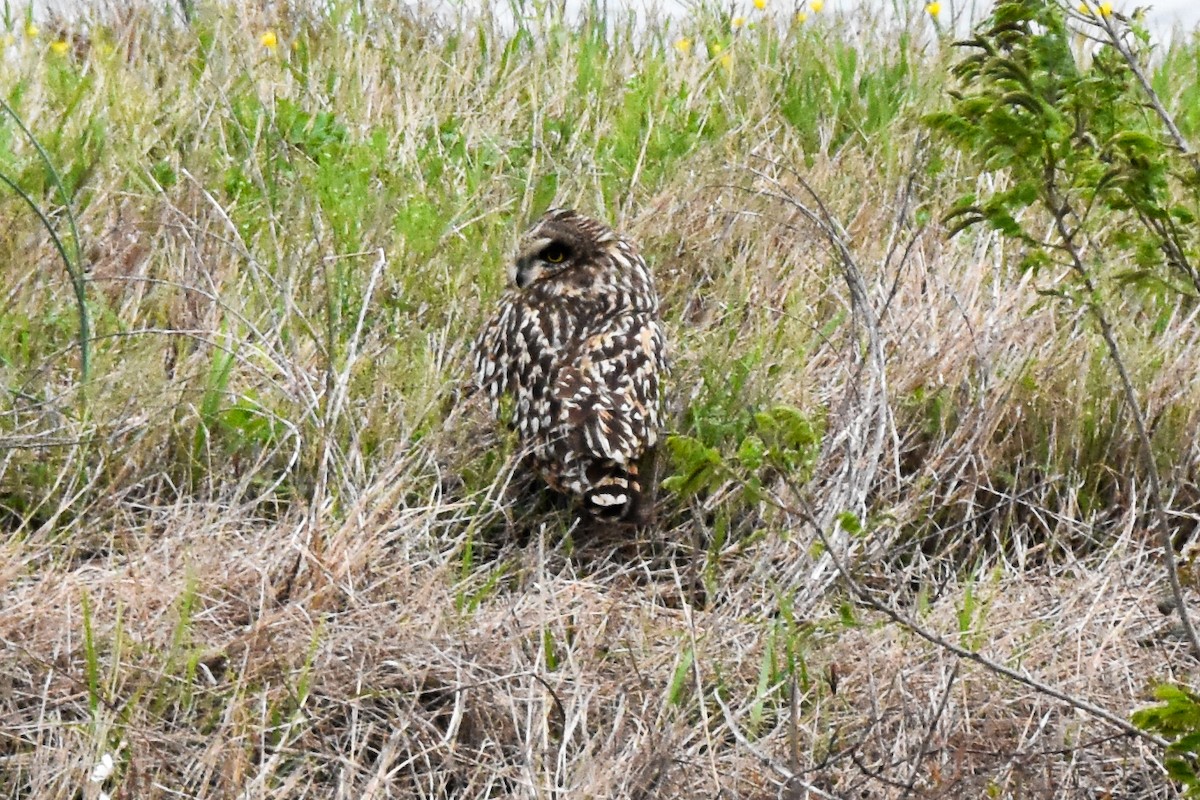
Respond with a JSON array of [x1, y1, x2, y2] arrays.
[[473, 208, 667, 522]]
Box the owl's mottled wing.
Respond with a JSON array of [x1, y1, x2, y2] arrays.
[[553, 313, 666, 467], [473, 294, 558, 438]]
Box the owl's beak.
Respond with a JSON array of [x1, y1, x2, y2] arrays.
[[514, 257, 535, 288]]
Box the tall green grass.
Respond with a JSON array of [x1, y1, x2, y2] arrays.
[[0, 0, 936, 524], [0, 0, 1198, 550]]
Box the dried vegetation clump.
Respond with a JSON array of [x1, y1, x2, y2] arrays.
[[3, 1, 1200, 797]]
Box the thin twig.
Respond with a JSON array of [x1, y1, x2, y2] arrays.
[[788, 500, 1168, 749], [1097, 15, 1200, 183], [1046, 197, 1200, 664]]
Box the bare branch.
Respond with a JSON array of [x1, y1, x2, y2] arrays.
[[788, 499, 1169, 749], [1097, 14, 1200, 183]]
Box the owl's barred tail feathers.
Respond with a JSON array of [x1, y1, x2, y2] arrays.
[[582, 463, 644, 522]]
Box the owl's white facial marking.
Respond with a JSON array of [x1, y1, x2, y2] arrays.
[[512, 236, 574, 289]]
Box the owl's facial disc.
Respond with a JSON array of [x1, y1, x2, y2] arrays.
[[512, 237, 574, 288]]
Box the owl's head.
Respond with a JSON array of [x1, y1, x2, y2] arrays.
[[509, 208, 619, 289]]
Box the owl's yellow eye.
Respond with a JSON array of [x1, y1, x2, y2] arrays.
[[543, 244, 568, 264]]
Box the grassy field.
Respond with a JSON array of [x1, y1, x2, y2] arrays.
[[4, 0, 1200, 796]]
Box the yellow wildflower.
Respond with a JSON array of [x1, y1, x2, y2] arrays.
[[1077, 2, 1090, 12], [719, 53, 733, 71], [731, 16, 746, 28], [711, 42, 723, 54], [810, 0, 823, 11], [795, 11, 808, 23], [49, 39, 69, 55], [674, 37, 692, 54], [259, 30, 278, 50], [754, 0, 766, 9], [25, 22, 39, 38], [1098, 2, 1112, 15], [926, 2, 941, 16]]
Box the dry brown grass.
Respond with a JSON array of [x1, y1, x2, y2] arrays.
[[2, 482, 1189, 797]]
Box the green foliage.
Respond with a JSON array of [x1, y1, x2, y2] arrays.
[[668, 352, 821, 487], [1133, 685, 1200, 795], [745, 592, 818, 735], [596, 64, 718, 202], [541, 627, 560, 671], [926, 0, 1199, 297], [662, 434, 724, 499], [456, 553, 513, 613], [277, 98, 347, 157], [929, 4, 1200, 777], [920, 0, 1200, 540], [663, 399, 822, 510], [835, 511, 862, 536], [667, 645, 695, 707], [779, 31, 918, 156], [81, 590, 102, 716], [1154, 36, 1200, 143]]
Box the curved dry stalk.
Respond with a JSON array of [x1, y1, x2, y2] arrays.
[[746, 156, 893, 605]]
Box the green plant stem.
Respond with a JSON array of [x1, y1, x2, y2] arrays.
[[0, 170, 90, 383], [0, 97, 91, 387]]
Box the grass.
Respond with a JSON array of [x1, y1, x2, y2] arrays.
[[3, 0, 1200, 796]]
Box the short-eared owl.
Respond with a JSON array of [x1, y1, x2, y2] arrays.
[[473, 208, 667, 522]]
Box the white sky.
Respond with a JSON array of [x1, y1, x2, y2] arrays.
[[1153, 0, 1200, 25], [27, 0, 1200, 32], [539, 0, 1199, 38]]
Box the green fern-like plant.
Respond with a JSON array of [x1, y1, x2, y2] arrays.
[[927, 1, 1200, 782], [1133, 685, 1200, 795]]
